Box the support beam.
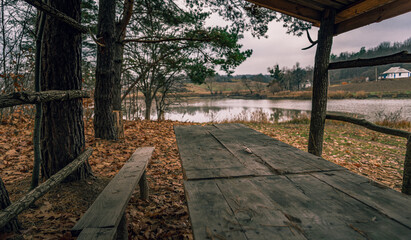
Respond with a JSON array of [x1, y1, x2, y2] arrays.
[[403, 137, 411, 195], [308, 9, 335, 157], [335, 0, 411, 35], [0, 90, 90, 109], [0, 148, 93, 229], [246, 0, 321, 25], [335, 0, 395, 23], [325, 114, 410, 139], [329, 51, 411, 70], [23, 0, 88, 33]]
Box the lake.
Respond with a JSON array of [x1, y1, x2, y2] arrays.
[[143, 98, 411, 123]]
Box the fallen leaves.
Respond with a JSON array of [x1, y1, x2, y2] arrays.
[[1, 117, 194, 239]]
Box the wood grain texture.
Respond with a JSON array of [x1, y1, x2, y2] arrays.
[[176, 124, 411, 239], [72, 147, 154, 236], [0, 148, 93, 229], [76, 227, 116, 240]]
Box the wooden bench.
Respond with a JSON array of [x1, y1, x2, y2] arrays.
[[71, 147, 154, 240]]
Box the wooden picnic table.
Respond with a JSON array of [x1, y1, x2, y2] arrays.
[[174, 123, 411, 240]]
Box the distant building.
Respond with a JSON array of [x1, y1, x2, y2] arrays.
[[380, 67, 411, 79]]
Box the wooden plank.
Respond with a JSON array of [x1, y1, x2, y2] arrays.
[[246, 0, 322, 25], [253, 175, 411, 239], [184, 180, 248, 240], [212, 124, 345, 174], [312, 170, 411, 228], [215, 178, 307, 239], [203, 125, 273, 176], [77, 228, 116, 240], [335, 0, 411, 35], [72, 147, 154, 235], [174, 125, 255, 179]]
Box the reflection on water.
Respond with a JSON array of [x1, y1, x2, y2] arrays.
[[136, 98, 411, 123]]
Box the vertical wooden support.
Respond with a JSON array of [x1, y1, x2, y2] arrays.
[[308, 9, 336, 156], [113, 110, 125, 139], [116, 213, 128, 240], [139, 171, 149, 200], [402, 136, 411, 195]]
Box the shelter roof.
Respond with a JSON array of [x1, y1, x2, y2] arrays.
[[246, 0, 411, 35]]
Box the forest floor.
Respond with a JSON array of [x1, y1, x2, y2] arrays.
[[0, 116, 409, 239]]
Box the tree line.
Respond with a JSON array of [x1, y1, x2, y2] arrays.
[[329, 38, 411, 83]]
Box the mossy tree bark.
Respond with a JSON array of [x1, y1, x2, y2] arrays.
[[40, 0, 91, 181]]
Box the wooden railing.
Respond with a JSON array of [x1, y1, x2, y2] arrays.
[[326, 114, 411, 195], [0, 90, 91, 231]]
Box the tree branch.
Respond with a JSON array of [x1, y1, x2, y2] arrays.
[[23, 0, 88, 33], [0, 90, 90, 108], [0, 148, 93, 229], [328, 51, 411, 70], [123, 37, 212, 44], [117, 0, 134, 41], [326, 114, 410, 139]]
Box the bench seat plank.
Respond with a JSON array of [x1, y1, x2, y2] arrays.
[[72, 147, 154, 235], [76, 228, 116, 240]]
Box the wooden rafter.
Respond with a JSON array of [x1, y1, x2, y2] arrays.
[[247, 0, 322, 25], [335, 0, 411, 35], [246, 0, 411, 35], [335, 0, 396, 23]]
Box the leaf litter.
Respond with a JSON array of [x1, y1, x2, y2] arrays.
[[1, 115, 408, 239]]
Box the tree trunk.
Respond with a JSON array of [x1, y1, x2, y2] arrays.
[[0, 177, 19, 233], [144, 96, 152, 120], [93, 0, 117, 140], [113, 34, 125, 138], [40, 0, 91, 181], [308, 9, 335, 157]]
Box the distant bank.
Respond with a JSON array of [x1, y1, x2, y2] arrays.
[[181, 77, 411, 100]]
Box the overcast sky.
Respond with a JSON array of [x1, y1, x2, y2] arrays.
[[229, 12, 411, 75]]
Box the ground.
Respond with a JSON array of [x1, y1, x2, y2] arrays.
[[0, 115, 409, 239], [329, 77, 411, 93]]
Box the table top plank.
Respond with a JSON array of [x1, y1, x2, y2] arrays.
[[211, 124, 345, 174], [174, 125, 255, 179], [311, 170, 411, 228], [184, 180, 248, 240], [214, 177, 307, 240], [175, 124, 411, 239]]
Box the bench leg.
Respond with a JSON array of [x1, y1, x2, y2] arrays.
[[139, 171, 149, 200], [116, 213, 128, 240]]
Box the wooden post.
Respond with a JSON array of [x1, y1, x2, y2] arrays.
[[116, 213, 128, 240], [402, 137, 411, 195], [139, 171, 149, 200], [308, 9, 336, 156]]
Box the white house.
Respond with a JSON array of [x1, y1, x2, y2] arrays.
[[380, 67, 411, 79]]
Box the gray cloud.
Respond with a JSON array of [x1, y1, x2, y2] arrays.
[[233, 12, 411, 75]]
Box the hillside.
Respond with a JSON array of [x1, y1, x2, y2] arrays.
[[329, 77, 411, 93]]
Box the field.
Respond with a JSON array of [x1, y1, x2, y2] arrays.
[[182, 77, 411, 99], [329, 77, 411, 94]]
